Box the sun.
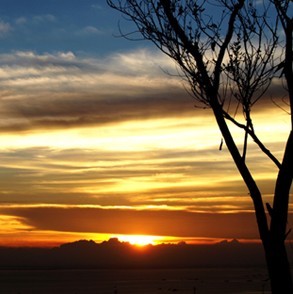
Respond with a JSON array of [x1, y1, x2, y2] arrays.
[[116, 235, 160, 246]]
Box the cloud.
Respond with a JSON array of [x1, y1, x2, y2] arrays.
[[15, 17, 27, 25], [0, 205, 263, 239], [0, 141, 279, 214], [0, 49, 289, 217], [77, 26, 103, 36], [15, 14, 56, 26], [0, 48, 285, 136], [1, 204, 292, 241], [0, 49, 191, 133], [32, 14, 57, 23], [91, 4, 103, 10], [0, 20, 12, 38]]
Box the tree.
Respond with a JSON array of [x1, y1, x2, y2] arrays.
[[107, 0, 293, 292]]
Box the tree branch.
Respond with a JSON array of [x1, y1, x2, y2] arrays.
[[214, 0, 245, 90], [222, 110, 282, 169]]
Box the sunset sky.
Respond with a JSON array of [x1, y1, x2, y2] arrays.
[[0, 0, 292, 247]]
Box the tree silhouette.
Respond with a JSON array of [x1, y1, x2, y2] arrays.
[[107, 0, 293, 292]]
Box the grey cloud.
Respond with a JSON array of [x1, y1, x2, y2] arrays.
[[0, 50, 196, 132], [0, 88, 194, 132], [0, 50, 286, 133]]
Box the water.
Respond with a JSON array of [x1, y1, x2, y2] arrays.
[[0, 267, 270, 294]]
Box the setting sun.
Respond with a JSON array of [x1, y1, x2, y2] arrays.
[[115, 235, 163, 246]]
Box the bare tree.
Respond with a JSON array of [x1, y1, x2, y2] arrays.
[[107, 0, 293, 292]]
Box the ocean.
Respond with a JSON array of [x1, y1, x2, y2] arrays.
[[0, 267, 270, 294]]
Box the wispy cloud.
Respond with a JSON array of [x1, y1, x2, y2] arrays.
[[0, 49, 189, 133], [32, 14, 57, 23], [91, 4, 103, 10], [0, 20, 12, 38], [15, 17, 27, 26], [76, 26, 103, 36]]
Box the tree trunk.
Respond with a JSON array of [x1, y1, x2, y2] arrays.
[[211, 100, 293, 293], [268, 3, 293, 292], [266, 239, 293, 293], [268, 131, 293, 293], [210, 99, 269, 241]]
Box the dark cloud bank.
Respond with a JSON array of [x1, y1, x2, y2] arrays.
[[0, 206, 262, 239]]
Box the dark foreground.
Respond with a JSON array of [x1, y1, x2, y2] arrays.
[[0, 267, 270, 294]]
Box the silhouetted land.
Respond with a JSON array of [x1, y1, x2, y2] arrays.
[[1, 238, 288, 269], [2, 239, 292, 293]]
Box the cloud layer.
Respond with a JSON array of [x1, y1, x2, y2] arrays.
[[0, 48, 291, 245], [0, 50, 191, 132]]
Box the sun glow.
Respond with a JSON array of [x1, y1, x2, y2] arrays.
[[115, 235, 163, 246]]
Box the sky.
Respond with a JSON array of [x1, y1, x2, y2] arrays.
[[0, 0, 292, 247]]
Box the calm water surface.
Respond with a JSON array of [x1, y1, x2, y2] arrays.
[[0, 267, 270, 294]]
